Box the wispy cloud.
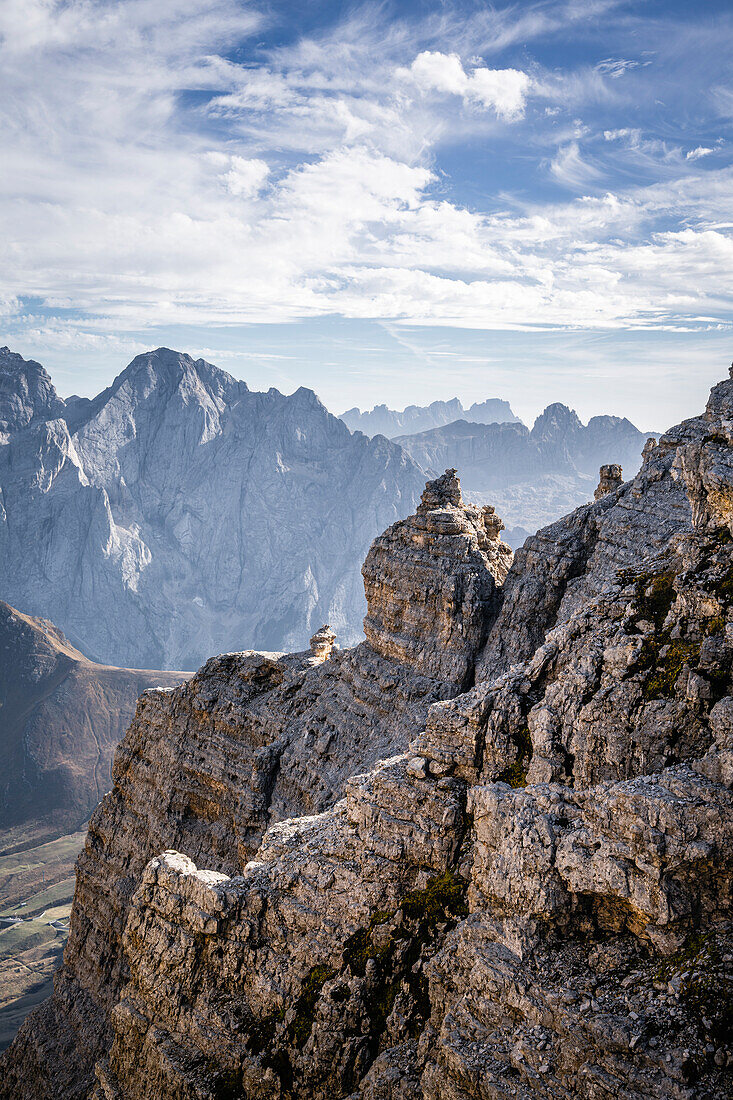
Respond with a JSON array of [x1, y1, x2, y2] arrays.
[[1, 0, 732, 358]]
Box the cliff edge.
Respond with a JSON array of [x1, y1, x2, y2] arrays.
[[2, 371, 732, 1099]]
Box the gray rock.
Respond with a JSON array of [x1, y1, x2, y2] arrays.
[[3, 370, 732, 1100], [340, 398, 520, 438], [0, 347, 426, 669]]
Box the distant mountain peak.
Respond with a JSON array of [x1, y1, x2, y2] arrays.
[[340, 396, 520, 438]]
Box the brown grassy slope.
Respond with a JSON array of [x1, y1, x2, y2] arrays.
[[0, 601, 189, 855]]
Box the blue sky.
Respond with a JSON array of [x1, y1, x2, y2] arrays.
[[1, 0, 732, 426]]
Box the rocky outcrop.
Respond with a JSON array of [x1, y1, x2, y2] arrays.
[[340, 398, 520, 438], [362, 470, 512, 688], [594, 463, 623, 499], [0, 601, 188, 849], [0, 347, 426, 668], [0, 474, 511, 1099], [3, 374, 733, 1100], [309, 625, 337, 662]]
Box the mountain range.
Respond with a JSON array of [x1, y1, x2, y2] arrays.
[[396, 405, 653, 540], [0, 344, 653, 668], [3, 367, 730, 1099], [340, 395, 520, 437], [0, 346, 424, 669]]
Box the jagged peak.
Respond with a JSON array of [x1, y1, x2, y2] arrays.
[[418, 467, 463, 511], [531, 402, 583, 436], [115, 347, 245, 391], [0, 345, 65, 430], [289, 384, 325, 410]]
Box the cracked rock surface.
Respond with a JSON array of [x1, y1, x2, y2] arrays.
[[2, 374, 733, 1099]]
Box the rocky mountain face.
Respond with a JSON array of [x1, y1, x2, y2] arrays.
[[395, 407, 652, 540], [0, 602, 188, 850], [340, 397, 519, 438], [0, 346, 65, 436], [0, 348, 425, 669], [3, 371, 732, 1100]]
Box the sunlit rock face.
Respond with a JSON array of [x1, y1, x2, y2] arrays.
[[0, 346, 66, 434], [0, 347, 426, 669], [3, 372, 733, 1100], [362, 468, 512, 688]]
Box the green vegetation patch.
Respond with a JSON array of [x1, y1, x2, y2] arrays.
[[653, 928, 733, 1043], [635, 571, 676, 631], [641, 639, 701, 700], [704, 616, 726, 636], [247, 872, 469, 1092], [288, 964, 336, 1048], [496, 723, 533, 788], [399, 870, 469, 926]]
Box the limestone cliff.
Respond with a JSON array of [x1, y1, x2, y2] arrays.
[[0, 347, 425, 668], [3, 373, 733, 1100]]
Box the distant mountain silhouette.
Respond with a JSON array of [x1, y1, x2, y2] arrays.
[[395, 408, 653, 535], [340, 396, 519, 438]]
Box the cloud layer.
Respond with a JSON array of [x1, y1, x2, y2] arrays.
[[1, 0, 732, 360]]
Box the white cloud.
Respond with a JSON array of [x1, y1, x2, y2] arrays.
[[404, 51, 532, 121], [220, 156, 270, 196], [550, 142, 601, 188], [596, 58, 639, 78], [0, 0, 732, 353], [686, 146, 715, 161]]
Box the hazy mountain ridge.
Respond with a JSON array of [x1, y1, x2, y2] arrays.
[[0, 347, 426, 669], [395, 405, 652, 535], [340, 395, 520, 438]]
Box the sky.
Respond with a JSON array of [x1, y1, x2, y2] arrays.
[[1, 0, 732, 428]]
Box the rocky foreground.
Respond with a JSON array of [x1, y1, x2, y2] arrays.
[[2, 371, 733, 1099]]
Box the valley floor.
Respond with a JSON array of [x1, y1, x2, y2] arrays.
[[0, 829, 85, 1049]]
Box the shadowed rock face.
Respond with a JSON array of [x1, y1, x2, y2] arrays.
[[3, 374, 733, 1100], [0, 347, 426, 669], [0, 602, 188, 848]]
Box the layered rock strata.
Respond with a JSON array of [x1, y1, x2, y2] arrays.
[[1, 471, 511, 1099], [3, 376, 733, 1100]]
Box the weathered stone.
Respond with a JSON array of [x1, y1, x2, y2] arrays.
[[594, 462, 623, 499], [362, 469, 512, 689], [310, 625, 337, 662], [3, 372, 733, 1100]]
